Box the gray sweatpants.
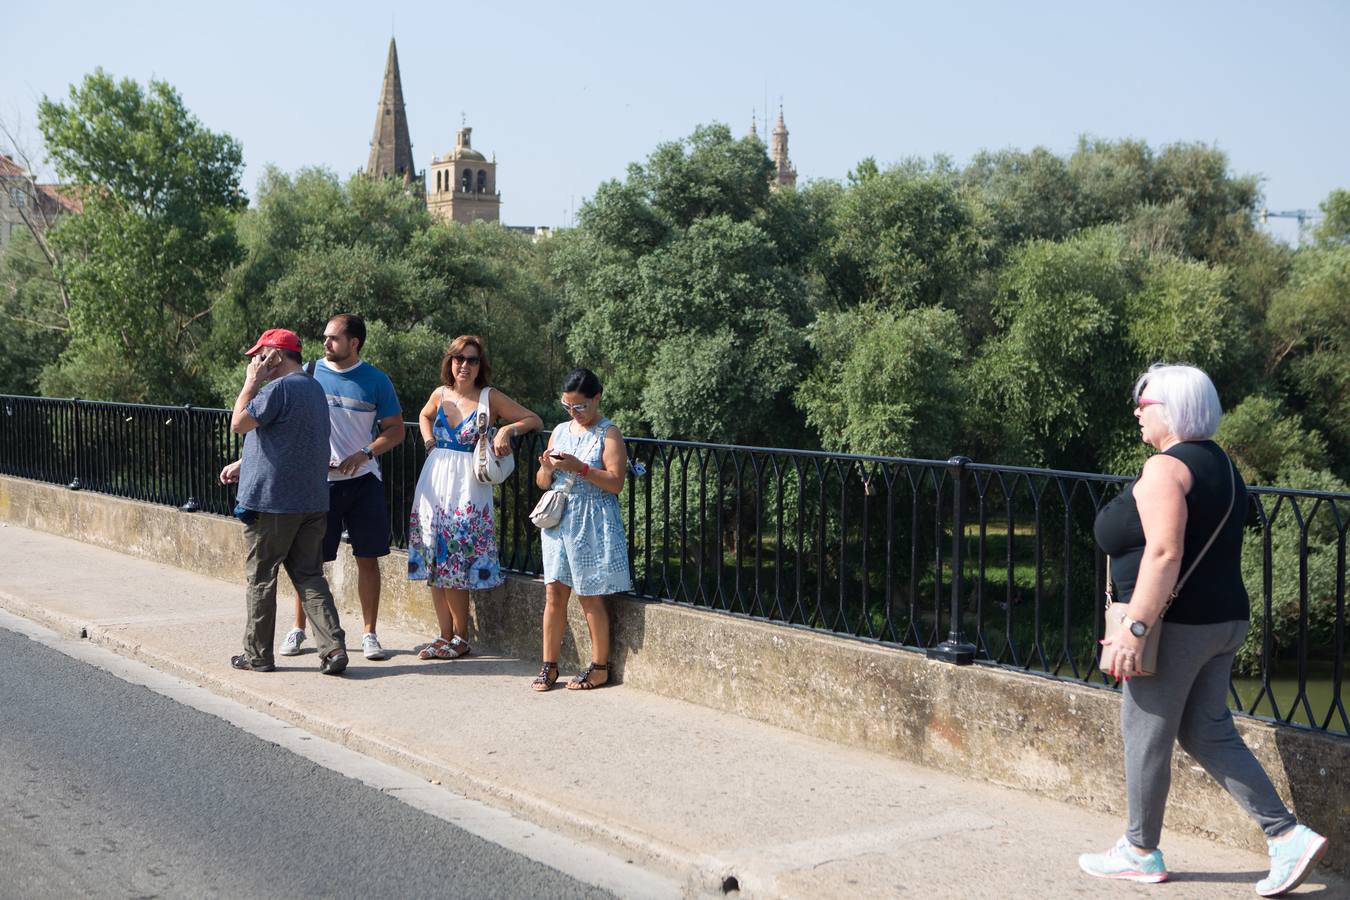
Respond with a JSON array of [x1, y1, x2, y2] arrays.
[[1122, 619, 1296, 849]]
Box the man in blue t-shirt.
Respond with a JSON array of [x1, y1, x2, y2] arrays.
[[279, 314, 404, 662], [219, 328, 348, 675]]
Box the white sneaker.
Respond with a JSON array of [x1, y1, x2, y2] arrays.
[[279, 628, 306, 657], [361, 633, 389, 661]]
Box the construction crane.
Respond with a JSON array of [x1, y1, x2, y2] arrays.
[[1258, 208, 1323, 246]]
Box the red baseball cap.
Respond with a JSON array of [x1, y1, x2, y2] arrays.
[[244, 328, 302, 356]]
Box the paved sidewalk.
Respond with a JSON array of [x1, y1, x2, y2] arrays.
[[0, 523, 1342, 899]]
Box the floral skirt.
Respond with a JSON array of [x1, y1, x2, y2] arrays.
[[407, 450, 504, 590]]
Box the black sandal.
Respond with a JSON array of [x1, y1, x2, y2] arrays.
[[531, 661, 559, 692], [567, 662, 609, 690]]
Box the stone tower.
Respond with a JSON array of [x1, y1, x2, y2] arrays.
[[427, 125, 501, 224], [770, 106, 797, 189], [366, 38, 420, 189]]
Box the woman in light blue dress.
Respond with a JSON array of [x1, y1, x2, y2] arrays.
[[531, 368, 631, 691]]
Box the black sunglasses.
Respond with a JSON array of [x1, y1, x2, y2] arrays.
[[451, 355, 481, 365]]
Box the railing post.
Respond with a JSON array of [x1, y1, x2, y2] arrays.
[[179, 404, 199, 512], [67, 397, 83, 491], [927, 455, 976, 665]]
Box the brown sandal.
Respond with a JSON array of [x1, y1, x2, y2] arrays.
[[531, 661, 559, 692], [567, 662, 609, 690]]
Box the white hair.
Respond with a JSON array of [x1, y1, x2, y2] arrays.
[[1133, 363, 1222, 440]]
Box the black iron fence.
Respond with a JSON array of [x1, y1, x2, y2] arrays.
[[1, 394, 1345, 737]]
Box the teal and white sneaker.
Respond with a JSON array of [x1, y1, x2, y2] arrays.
[[1256, 824, 1327, 897], [279, 627, 305, 657], [1078, 837, 1168, 883]]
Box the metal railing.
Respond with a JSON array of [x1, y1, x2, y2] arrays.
[[2, 394, 1344, 736]]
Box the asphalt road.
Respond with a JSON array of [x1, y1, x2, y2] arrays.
[[0, 625, 615, 900]]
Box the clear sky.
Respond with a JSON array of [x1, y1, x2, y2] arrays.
[[4, 0, 1346, 244]]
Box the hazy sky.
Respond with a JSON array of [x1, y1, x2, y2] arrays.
[[4, 0, 1346, 244]]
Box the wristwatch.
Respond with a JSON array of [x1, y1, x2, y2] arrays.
[[361, 446, 374, 460], [1120, 613, 1151, 637]]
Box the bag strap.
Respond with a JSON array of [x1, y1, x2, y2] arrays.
[[1104, 455, 1238, 616], [475, 387, 492, 429], [1170, 456, 1237, 601], [558, 423, 603, 496]]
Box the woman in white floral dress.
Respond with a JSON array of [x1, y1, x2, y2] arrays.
[[407, 335, 541, 660]]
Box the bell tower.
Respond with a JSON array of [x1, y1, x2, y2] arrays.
[[427, 123, 501, 224], [770, 106, 797, 190]]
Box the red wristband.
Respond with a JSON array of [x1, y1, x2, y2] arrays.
[[579, 463, 590, 478]]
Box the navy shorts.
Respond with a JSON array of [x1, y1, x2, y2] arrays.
[[322, 473, 391, 561]]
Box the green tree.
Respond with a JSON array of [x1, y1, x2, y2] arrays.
[[36, 71, 245, 402], [1215, 394, 1329, 485], [970, 228, 1137, 468], [1266, 243, 1350, 473], [0, 230, 69, 395], [963, 146, 1075, 254], [1147, 142, 1259, 262], [208, 167, 562, 416], [1313, 188, 1350, 246], [1067, 137, 1152, 230], [798, 305, 966, 459], [822, 160, 982, 311], [554, 124, 817, 444]]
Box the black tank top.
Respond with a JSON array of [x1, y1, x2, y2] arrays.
[[1093, 440, 1248, 624]]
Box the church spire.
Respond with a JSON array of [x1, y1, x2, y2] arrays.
[[367, 38, 417, 185], [770, 104, 797, 189]]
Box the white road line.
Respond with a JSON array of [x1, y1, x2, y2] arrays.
[[0, 608, 684, 900]]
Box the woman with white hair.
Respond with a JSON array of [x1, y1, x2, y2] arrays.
[[1079, 364, 1328, 894]]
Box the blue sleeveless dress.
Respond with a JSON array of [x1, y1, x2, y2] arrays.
[[540, 418, 632, 596], [406, 401, 505, 590]]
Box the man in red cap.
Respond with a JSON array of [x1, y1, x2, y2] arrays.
[[219, 328, 349, 675]]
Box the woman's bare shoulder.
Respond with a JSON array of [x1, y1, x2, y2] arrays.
[[1139, 452, 1192, 493]]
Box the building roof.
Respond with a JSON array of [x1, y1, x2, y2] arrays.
[[38, 184, 84, 214], [444, 127, 486, 162], [0, 154, 28, 177]]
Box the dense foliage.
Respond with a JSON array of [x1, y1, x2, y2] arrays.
[[3, 73, 1346, 482], [3, 72, 1347, 679]]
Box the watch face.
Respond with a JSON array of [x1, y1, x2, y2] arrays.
[[1130, 621, 1147, 637]]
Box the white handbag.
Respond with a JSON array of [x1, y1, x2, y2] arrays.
[[473, 387, 517, 485], [529, 480, 573, 529]]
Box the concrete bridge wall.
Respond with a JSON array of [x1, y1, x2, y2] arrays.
[[2, 473, 1346, 873]]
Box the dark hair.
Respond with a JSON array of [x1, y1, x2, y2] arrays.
[[561, 367, 602, 398], [439, 335, 491, 388], [329, 313, 366, 352], [279, 348, 303, 365]]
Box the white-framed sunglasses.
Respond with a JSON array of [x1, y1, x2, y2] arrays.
[[559, 399, 592, 413]]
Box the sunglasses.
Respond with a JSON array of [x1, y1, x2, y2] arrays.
[[451, 355, 481, 366], [559, 400, 592, 413], [1135, 398, 1164, 409]]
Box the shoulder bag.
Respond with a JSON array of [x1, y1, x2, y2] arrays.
[[1100, 456, 1237, 676], [529, 425, 601, 529], [473, 387, 517, 485]]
